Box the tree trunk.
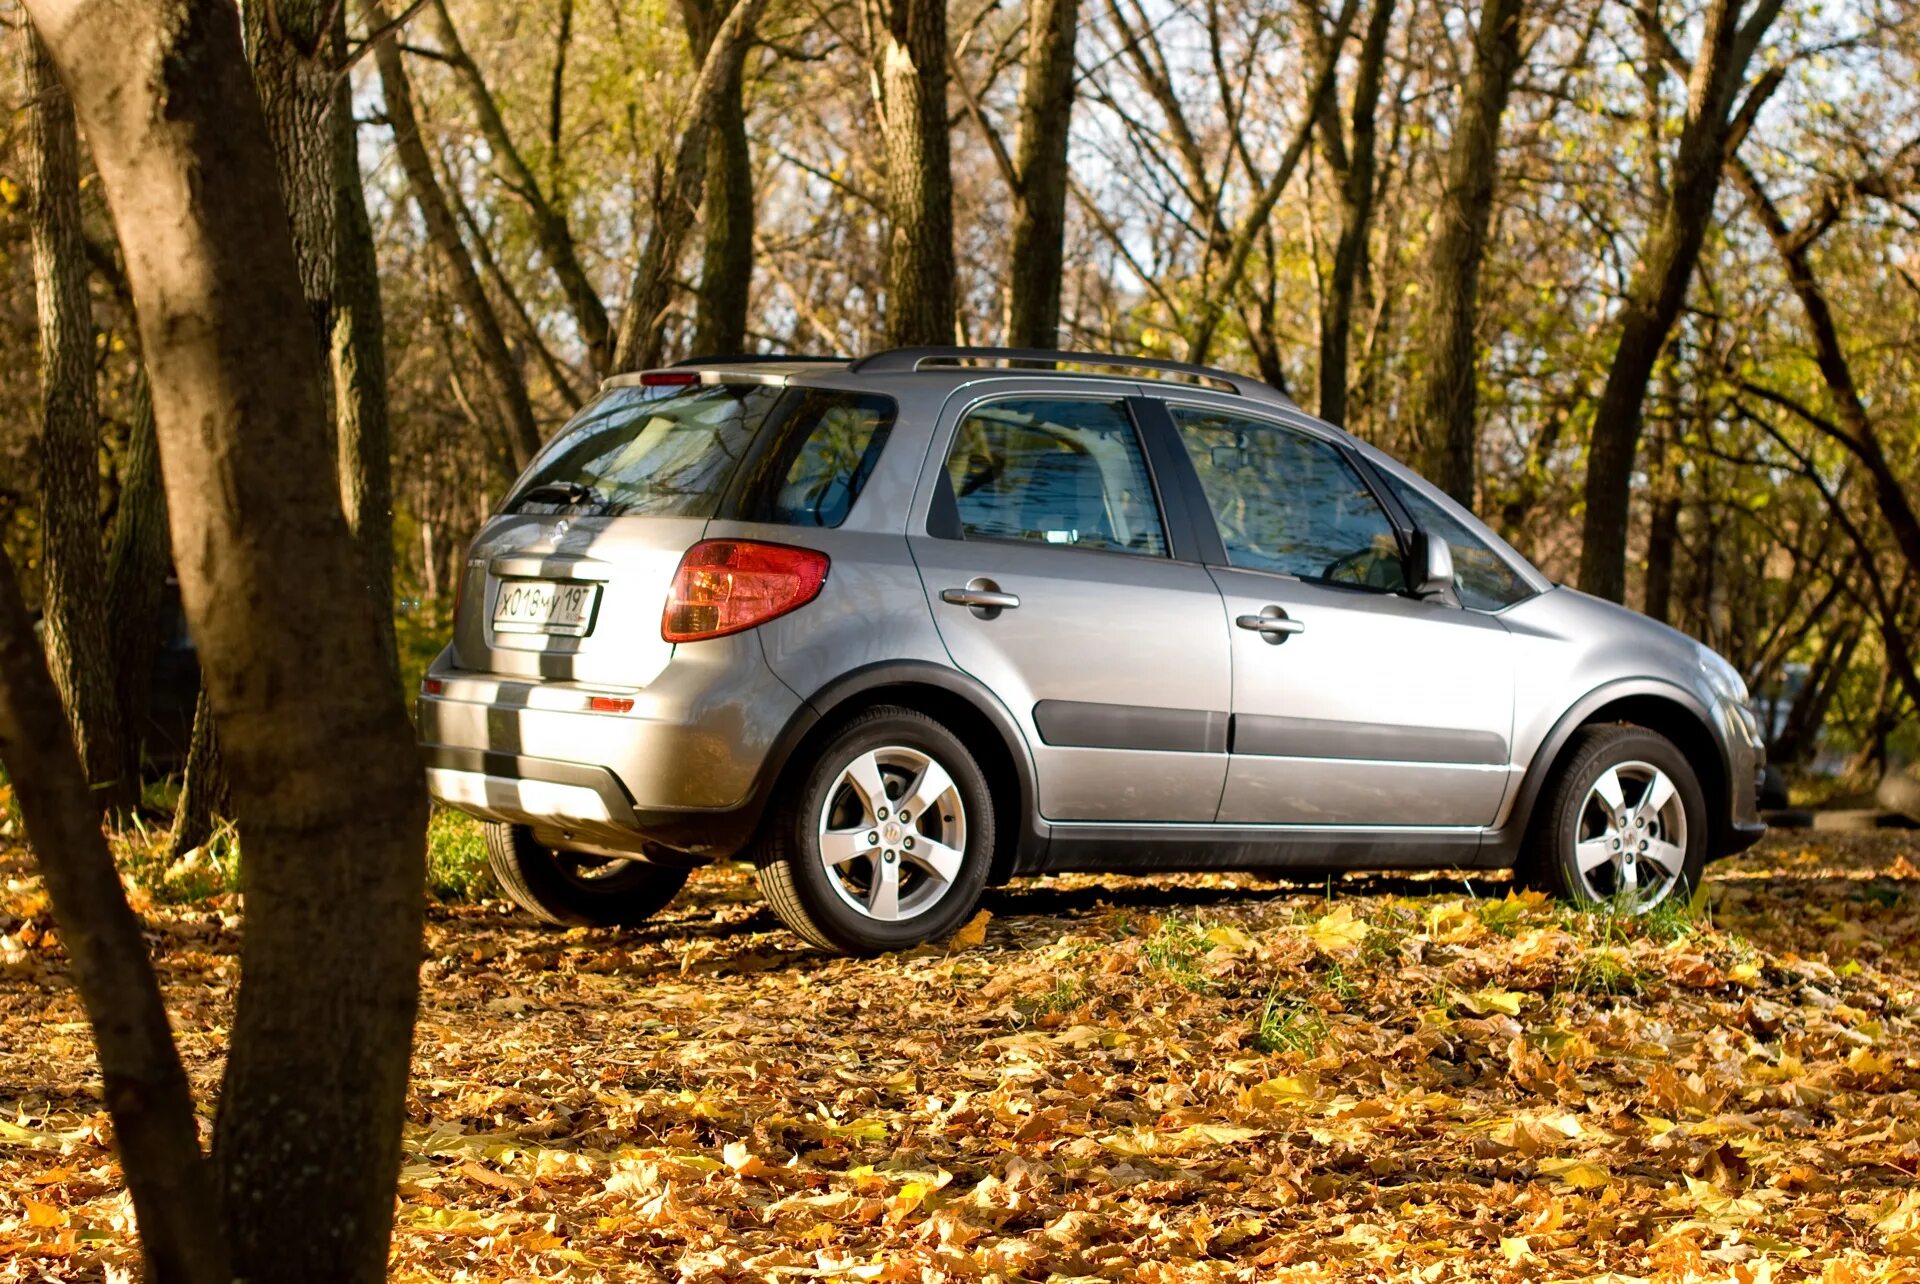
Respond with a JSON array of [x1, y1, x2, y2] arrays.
[[245, 0, 338, 388], [368, 2, 543, 468], [23, 27, 126, 812], [1576, 0, 1784, 600], [611, 0, 768, 370], [428, 0, 613, 374], [684, 0, 757, 357], [170, 688, 229, 858], [22, 3, 430, 1281], [332, 6, 397, 663], [1413, 0, 1525, 505], [104, 374, 171, 787], [869, 0, 956, 347], [0, 553, 229, 1282], [1642, 492, 1682, 624], [1003, 0, 1079, 349], [1314, 0, 1395, 426]]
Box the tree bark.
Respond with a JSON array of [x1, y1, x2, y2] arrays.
[[683, 0, 757, 356], [169, 687, 229, 859], [104, 373, 171, 787], [23, 27, 126, 811], [368, 1, 543, 468], [332, 6, 397, 663], [428, 0, 614, 374], [611, 0, 769, 370], [869, 0, 956, 347], [1003, 0, 1080, 349], [1313, 0, 1395, 426], [0, 553, 229, 1283], [21, 3, 430, 1281], [1576, 0, 1785, 600], [1413, 0, 1525, 504]]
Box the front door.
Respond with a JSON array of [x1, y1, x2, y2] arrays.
[[1164, 402, 1516, 826], [909, 394, 1231, 822]]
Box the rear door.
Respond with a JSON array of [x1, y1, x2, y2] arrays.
[[907, 391, 1231, 822], [1159, 401, 1517, 827]]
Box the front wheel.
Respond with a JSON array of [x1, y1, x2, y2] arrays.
[[1519, 725, 1707, 914], [754, 706, 995, 954], [483, 822, 690, 927]]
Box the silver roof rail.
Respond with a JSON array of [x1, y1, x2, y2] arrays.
[[846, 346, 1294, 406]]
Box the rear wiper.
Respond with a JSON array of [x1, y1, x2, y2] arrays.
[[516, 481, 605, 509]]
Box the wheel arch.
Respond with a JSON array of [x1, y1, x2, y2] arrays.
[[760, 661, 1046, 884], [1503, 679, 1732, 860]]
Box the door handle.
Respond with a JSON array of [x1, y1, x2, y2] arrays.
[[941, 579, 1019, 618], [1237, 609, 1305, 643], [942, 587, 1020, 610]]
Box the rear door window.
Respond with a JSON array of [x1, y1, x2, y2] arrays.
[[726, 390, 898, 528], [939, 398, 1168, 556]]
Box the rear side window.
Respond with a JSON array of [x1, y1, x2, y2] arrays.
[[727, 390, 898, 528], [940, 399, 1168, 556], [1171, 406, 1405, 589], [1387, 481, 1535, 612], [505, 384, 782, 518]]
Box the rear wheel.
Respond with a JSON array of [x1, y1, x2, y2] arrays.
[[1519, 725, 1707, 913], [483, 822, 690, 927], [755, 706, 994, 954]]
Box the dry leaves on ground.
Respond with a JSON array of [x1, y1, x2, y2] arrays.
[[1, 831, 1917, 1281]]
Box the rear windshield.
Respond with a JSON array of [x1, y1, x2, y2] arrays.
[[505, 384, 782, 519], [501, 384, 897, 527]]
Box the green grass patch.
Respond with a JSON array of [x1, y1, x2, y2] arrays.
[[1252, 988, 1329, 1056], [1141, 916, 1214, 991], [426, 807, 494, 903]]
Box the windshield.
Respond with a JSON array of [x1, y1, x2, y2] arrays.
[[503, 384, 783, 518]]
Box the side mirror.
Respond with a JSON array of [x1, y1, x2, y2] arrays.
[[1411, 532, 1455, 599]]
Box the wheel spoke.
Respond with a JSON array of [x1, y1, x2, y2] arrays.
[[897, 759, 955, 823], [868, 856, 901, 920], [1618, 854, 1639, 900], [1590, 767, 1626, 813], [841, 751, 888, 818], [909, 836, 964, 884], [1644, 838, 1685, 878], [1637, 770, 1677, 824], [1575, 836, 1617, 873], [820, 828, 874, 868]]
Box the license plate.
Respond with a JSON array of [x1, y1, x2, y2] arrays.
[[493, 580, 600, 636]]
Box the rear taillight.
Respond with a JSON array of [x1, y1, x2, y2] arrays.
[[662, 540, 829, 642]]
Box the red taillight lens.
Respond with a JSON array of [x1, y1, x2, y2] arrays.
[[422, 677, 445, 696], [662, 540, 829, 642]]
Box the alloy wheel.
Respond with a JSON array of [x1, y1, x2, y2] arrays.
[[1572, 760, 1688, 912], [815, 745, 968, 922]]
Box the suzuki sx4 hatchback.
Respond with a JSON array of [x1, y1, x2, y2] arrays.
[[418, 348, 1765, 954]]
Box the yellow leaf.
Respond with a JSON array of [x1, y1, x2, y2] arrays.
[[722, 1140, 770, 1179], [24, 1199, 65, 1228], [1728, 961, 1762, 985], [1309, 905, 1369, 954], [1459, 988, 1526, 1017], [1204, 924, 1257, 953], [947, 910, 991, 951], [1539, 1157, 1613, 1190], [1246, 1074, 1321, 1110], [1500, 1235, 1532, 1263]]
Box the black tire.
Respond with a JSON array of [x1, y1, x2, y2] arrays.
[[1517, 725, 1708, 912], [754, 705, 995, 955], [483, 822, 690, 927]]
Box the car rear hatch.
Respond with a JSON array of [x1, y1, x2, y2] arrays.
[[449, 377, 796, 688]]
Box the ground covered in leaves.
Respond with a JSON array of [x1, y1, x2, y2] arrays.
[[2, 829, 1918, 1281]]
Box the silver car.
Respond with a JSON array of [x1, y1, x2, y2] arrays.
[[418, 348, 1765, 953]]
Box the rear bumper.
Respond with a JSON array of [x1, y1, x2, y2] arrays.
[[417, 636, 805, 858]]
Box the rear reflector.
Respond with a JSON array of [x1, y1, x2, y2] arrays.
[[662, 539, 830, 642], [422, 677, 445, 696], [588, 696, 634, 714], [640, 371, 701, 387]]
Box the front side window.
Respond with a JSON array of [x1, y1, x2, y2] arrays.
[[941, 399, 1168, 556], [506, 384, 781, 518], [1171, 406, 1404, 589], [1387, 480, 1535, 612]]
